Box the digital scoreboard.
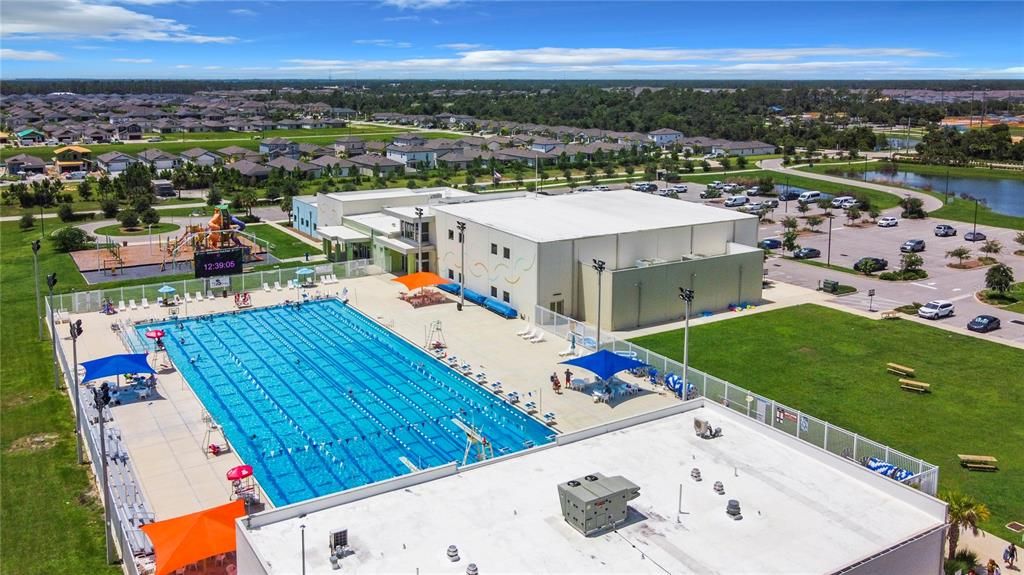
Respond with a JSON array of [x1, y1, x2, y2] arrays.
[[194, 248, 244, 278]]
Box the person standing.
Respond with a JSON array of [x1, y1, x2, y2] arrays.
[[1006, 543, 1018, 568], [564, 369, 573, 389]]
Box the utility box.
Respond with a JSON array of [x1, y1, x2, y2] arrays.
[[558, 472, 640, 536]]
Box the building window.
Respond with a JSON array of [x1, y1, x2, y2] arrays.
[[448, 229, 454, 240], [491, 243, 497, 255], [503, 247, 510, 259], [447, 268, 454, 280], [490, 286, 497, 297], [502, 291, 510, 303]]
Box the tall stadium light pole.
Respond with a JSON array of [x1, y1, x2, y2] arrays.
[[592, 259, 606, 350], [70, 320, 84, 464], [47, 273, 60, 390], [826, 211, 834, 268], [32, 240, 43, 340], [679, 288, 694, 395], [93, 386, 116, 564], [457, 221, 466, 311], [415, 207, 424, 273]]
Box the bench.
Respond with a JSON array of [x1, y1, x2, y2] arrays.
[[886, 363, 916, 377], [958, 454, 998, 471], [898, 379, 930, 393], [881, 310, 901, 320]]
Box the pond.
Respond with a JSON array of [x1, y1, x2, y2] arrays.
[[825, 168, 1024, 217], [884, 137, 921, 151]]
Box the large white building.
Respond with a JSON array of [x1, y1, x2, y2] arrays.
[[432, 190, 763, 329], [236, 401, 947, 574]]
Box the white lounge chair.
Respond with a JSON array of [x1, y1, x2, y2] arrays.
[[195, 291, 203, 302], [520, 328, 537, 340], [184, 292, 193, 303], [516, 324, 533, 336], [118, 300, 126, 312], [558, 346, 575, 357], [287, 279, 295, 289], [156, 297, 163, 306], [543, 412, 557, 425], [141, 298, 150, 309], [129, 300, 138, 310], [329, 274, 339, 284], [529, 332, 545, 344], [206, 291, 214, 299], [263, 282, 271, 293], [273, 281, 282, 292]]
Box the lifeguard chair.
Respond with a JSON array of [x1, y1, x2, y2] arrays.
[[227, 465, 263, 512], [452, 418, 494, 464]]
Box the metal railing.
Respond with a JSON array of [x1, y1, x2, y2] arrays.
[[532, 305, 939, 495], [50, 259, 374, 315]]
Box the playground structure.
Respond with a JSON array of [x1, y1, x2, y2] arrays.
[[162, 206, 262, 271]]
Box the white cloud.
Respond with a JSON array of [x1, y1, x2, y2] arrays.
[[383, 15, 418, 21], [0, 0, 236, 43], [437, 43, 484, 50], [353, 38, 412, 48], [0, 48, 62, 61], [381, 0, 455, 9], [112, 57, 153, 63], [229, 8, 256, 16], [203, 65, 222, 70], [174, 64, 191, 68]]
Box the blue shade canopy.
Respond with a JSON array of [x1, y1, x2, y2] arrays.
[[296, 268, 315, 275], [560, 349, 648, 381], [157, 285, 176, 294], [80, 353, 155, 382]]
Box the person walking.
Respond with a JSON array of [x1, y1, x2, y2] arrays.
[[564, 368, 573, 389], [1005, 543, 1018, 568]]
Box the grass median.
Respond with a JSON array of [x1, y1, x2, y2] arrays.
[[629, 303, 1024, 541], [245, 223, 322, 260]]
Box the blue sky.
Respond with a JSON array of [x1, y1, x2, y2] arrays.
[[1, 0, 1022, 79]]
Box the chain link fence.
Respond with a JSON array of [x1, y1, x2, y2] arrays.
[[533, 305, 939, 495]]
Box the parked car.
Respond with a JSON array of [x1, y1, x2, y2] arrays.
[[792, 247, 821, 259], [967, 315, 1001, 333], [708, 180, 724, 189], [934, 224, 957, 237], [917, 300, 954, 320], [724, 196, 749, 208], [798, 191, 822, 202], [778, 190, 801, 201], [965, 231, 987, 242], [840, 198, 860, 209], [877, 216, 899, 227], [900, 239, 926, 253], [854, 257, 888, 272], [762, 198, 780, 208], [65, 171, 87, 180], [745, 187, 762, 196], [670, 184, 688, 194], [831, 195, 854, 208], [147, 137, 162, 142], [758, 238, 782, 249], [721, 183, 740, 193], [631, 182, 652, 191], [699, 189, 722, 199], [593, 185, 610, 191], [741, 201, 765, 213]]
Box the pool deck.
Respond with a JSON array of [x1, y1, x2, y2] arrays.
[[58, 274, 679, 519]]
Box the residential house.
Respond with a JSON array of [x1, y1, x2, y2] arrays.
[[710, 140, 777, 157], [266, 157, 323, 179], [52, 145, 92, 173], [258, 137, 300, 160], [96, 151, 137, 175], [15, 128, 46, 144], [648, 128, 683, 147], [137, 148, 182, 171], [310, 156, 355, 177], [331, 107, 357, 118], [495, 148, 553, 167], [334, 136, 366, 157], [115, 123, 143, 141], [227, 159, 271, 181], [4, 153, 47, 176], [299, 118, 327, 130], [217, 145, 252, 161], [274, 119, 301, 130], [530, 137, 560, 153], [180, 147, 221, 167], [348, 154, 403, 176], [386, 145, 437, 169], [391, 133, 427, 147], [297, 143, 333, 158]]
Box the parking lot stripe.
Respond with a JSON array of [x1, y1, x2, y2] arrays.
[[911, 282, 938, 290]]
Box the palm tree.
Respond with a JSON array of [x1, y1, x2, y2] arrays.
[[943, 490, 990, 561], [946, 246, 972, 266]]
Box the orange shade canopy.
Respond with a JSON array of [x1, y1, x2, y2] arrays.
[[391, 271, 453, 291], [141, 500, 246, 575]]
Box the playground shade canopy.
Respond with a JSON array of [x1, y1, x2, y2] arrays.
[[560, 349, 648, 381], [392, 271, 453, 292], [80, 353, 155, 382], [142, 500, 246, 575], [157, 285, 176, 294]]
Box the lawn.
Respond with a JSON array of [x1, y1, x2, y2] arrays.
[[783, 256, 861, 276], [679, 169, 903, 209], [800, 160, 1024, 182], [629, 304, 1024, 540], [245, 223, 322, 259], [93, 222, 180, 236], [977, 282, 1024, 314], [0, 196, 199, 218], [0, 220, 120, 575]]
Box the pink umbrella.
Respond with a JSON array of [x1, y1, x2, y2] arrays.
[[145, 329, 166, 340], [226, 465, 253, 481]]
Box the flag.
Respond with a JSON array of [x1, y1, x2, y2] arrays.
[[493, 170, 503, 181]]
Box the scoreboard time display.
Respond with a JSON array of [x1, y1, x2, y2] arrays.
[[194, 248, 244, 278]]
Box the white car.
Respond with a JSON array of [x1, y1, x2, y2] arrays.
[[724, 196, 749, 208], [593, 185, 610, 191], [840, 198, 860, 209], [878, 216, 899, 227], [670, 184, 688, 193], [918, 300, 954, 320], [831, 195, 854, 208]]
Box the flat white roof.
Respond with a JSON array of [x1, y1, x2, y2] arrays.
[[346, 213, 401, 235], [324, 186, 473, 203], [432, 189, 755, 243], [243, 405, 943, 574], [316, 225, 369, 241]]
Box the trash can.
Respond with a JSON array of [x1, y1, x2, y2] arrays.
[[222, 289, 228, 298]]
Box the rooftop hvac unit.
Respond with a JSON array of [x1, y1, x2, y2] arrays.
[[557, 472, 640, 536]]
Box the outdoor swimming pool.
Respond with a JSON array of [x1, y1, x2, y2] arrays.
[[139, 299, 553, 506]]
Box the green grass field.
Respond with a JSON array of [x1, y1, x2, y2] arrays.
[[801, 160, 1024, 182], [245, 223, 322, 259], [978, 282, 1024, 314], [629, 304, 1024, 540], [142, 125, 401, 142], [679, 169, 902, 209], [93, 222, 180, 236]]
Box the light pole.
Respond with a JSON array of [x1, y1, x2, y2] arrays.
[[148, 223, 154, 255], [972, 197, 980, 237], [47, 273, 60, 390], [414, 207, 423, 273], [93, 384, 116, 564], [70, 319, 84, 464], [825, 211, 834, 269], [32, 240, 43, 340], [456, 221, 466, 311], [679, 287, 694, 397], [591, 259, 605, 350], [300, 523, 307, 575]]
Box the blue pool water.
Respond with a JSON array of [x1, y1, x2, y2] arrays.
[[139, 299, 553, 506]]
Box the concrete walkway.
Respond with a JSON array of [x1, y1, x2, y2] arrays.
[[759, 158, 944, 212], [0, 201, 207, 222]]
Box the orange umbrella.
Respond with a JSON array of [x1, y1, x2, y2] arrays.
[[391, 271, 453, 292], [141, 500, 246, 575]]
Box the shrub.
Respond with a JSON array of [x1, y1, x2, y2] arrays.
[[57, 203, 76, 222], [19, 213, 35, 230], [880, 270, 928, 281], [237, 214, 261, 224], [51, 226, 94, 252], [100, 199, 119, 218], [118, 209, 139, 229], [140, 208, 160, 226]]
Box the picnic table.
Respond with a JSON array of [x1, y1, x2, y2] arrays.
[[957, 454, 998, 471]]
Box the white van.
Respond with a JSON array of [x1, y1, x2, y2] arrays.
[[798, 191, 821, 203], [724, 195, 749, 208]]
